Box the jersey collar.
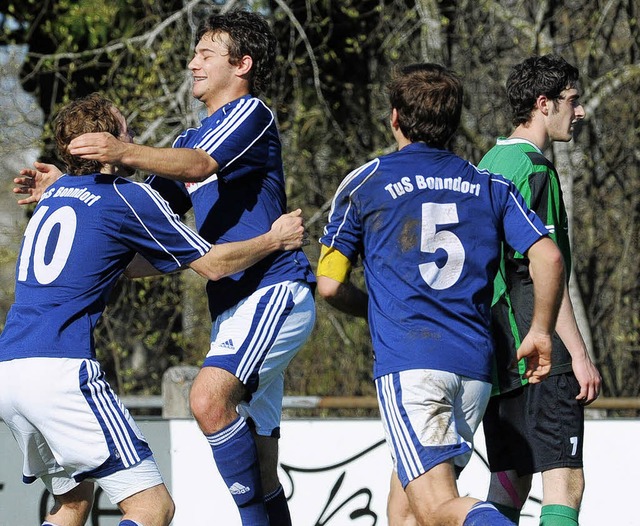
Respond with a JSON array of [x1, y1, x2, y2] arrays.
[[495, 136, 543, 154]]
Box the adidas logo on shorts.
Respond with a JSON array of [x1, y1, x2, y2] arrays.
[[229, 482, 250, 495], [209, 338, 236, 356]]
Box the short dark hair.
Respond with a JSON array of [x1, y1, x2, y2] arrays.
[[54, 93, 121, 175], [507, 54, 580, 127], [388, 63, 463, 148], [197, 10, 277, 96]]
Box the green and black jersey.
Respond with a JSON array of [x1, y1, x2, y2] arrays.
[[479, 137, 573, 395]]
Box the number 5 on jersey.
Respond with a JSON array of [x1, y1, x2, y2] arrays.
[[419, 202, 465, 290]]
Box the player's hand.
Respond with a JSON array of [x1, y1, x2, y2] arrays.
[[13, 161, 63, 205], [572, 355, 601, 405], [68, 132, 127, 163], [270, 209, 307, 251], [516, 330, 552, 383]]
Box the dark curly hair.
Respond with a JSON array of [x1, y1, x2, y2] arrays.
[[388, 63, 463, 148], [506, 55, 580, 127], [54, 93, 121, 175], [197, 10, 277, 96]]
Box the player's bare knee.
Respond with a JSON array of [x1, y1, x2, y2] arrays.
[[147, 493, 175, 526], [189, 381, 224, 424], [387, 481, 416, 525], [190, 368, 245, 427], [189, 386, 214, 420], [190, 391, 238, 432], [50, 497, 92, 518]]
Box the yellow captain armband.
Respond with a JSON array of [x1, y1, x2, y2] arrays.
[[317, 244, 352, 284]]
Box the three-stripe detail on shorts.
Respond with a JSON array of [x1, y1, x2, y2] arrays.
[[235, 284, 294, 383], [376, 373, 424, 482], [80, 360, 142, 468]]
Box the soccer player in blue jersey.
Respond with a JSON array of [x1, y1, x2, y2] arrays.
[[316, 63, 566, 526], [20, 10, 317, 526], [2, 94, 306, 526]]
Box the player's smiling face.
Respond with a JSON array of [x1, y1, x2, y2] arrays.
[[188, 32, 239, 112], [548, 87, 585, 142]]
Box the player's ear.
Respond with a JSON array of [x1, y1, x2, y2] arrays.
[[237, 55, 253, 76], [536, 94, 550, 116], [390, 108, 400, 130]]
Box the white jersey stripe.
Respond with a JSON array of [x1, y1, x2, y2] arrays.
[[235, 286, 285, 379], [507, 191, 546, 236], [135, 181, 210, 252], [220, 116, 272, 173], [490, 177, 547, 237], [92, 374, 138, 467], [323, 159, 380, 247], [172, 126, 200, 147], [198, 98, 260, 152], [114, 182, 204, 266], [197, 98, 273, 173], [386, 377, 423, 480], [198, 97, 255, 151], [379, 377, 418, 477], [133, 179, 209, 251]]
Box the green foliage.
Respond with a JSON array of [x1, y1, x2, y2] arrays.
[[41, 1, 118, 50], [94, 275, 183, 394]]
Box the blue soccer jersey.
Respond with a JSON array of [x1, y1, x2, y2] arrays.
[[320, 143, 548, 382], [0, 173, 211, 361], [148, 95, 315, 318]]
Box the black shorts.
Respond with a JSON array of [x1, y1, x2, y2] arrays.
[[483, 373, 584, 476]]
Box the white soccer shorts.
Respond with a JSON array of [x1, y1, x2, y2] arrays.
[[375, 368, 491, 487], [0, 357, 163, 503], [203, 280, 316, 437]]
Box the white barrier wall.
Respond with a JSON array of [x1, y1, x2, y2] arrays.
[[1, 418, 637, 525]]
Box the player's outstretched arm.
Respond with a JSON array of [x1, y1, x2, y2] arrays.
[[68, 133, 218, 183], [13, 161, 63, 205], [188, 209, 306, 281], [517, 236, 565, 383]]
